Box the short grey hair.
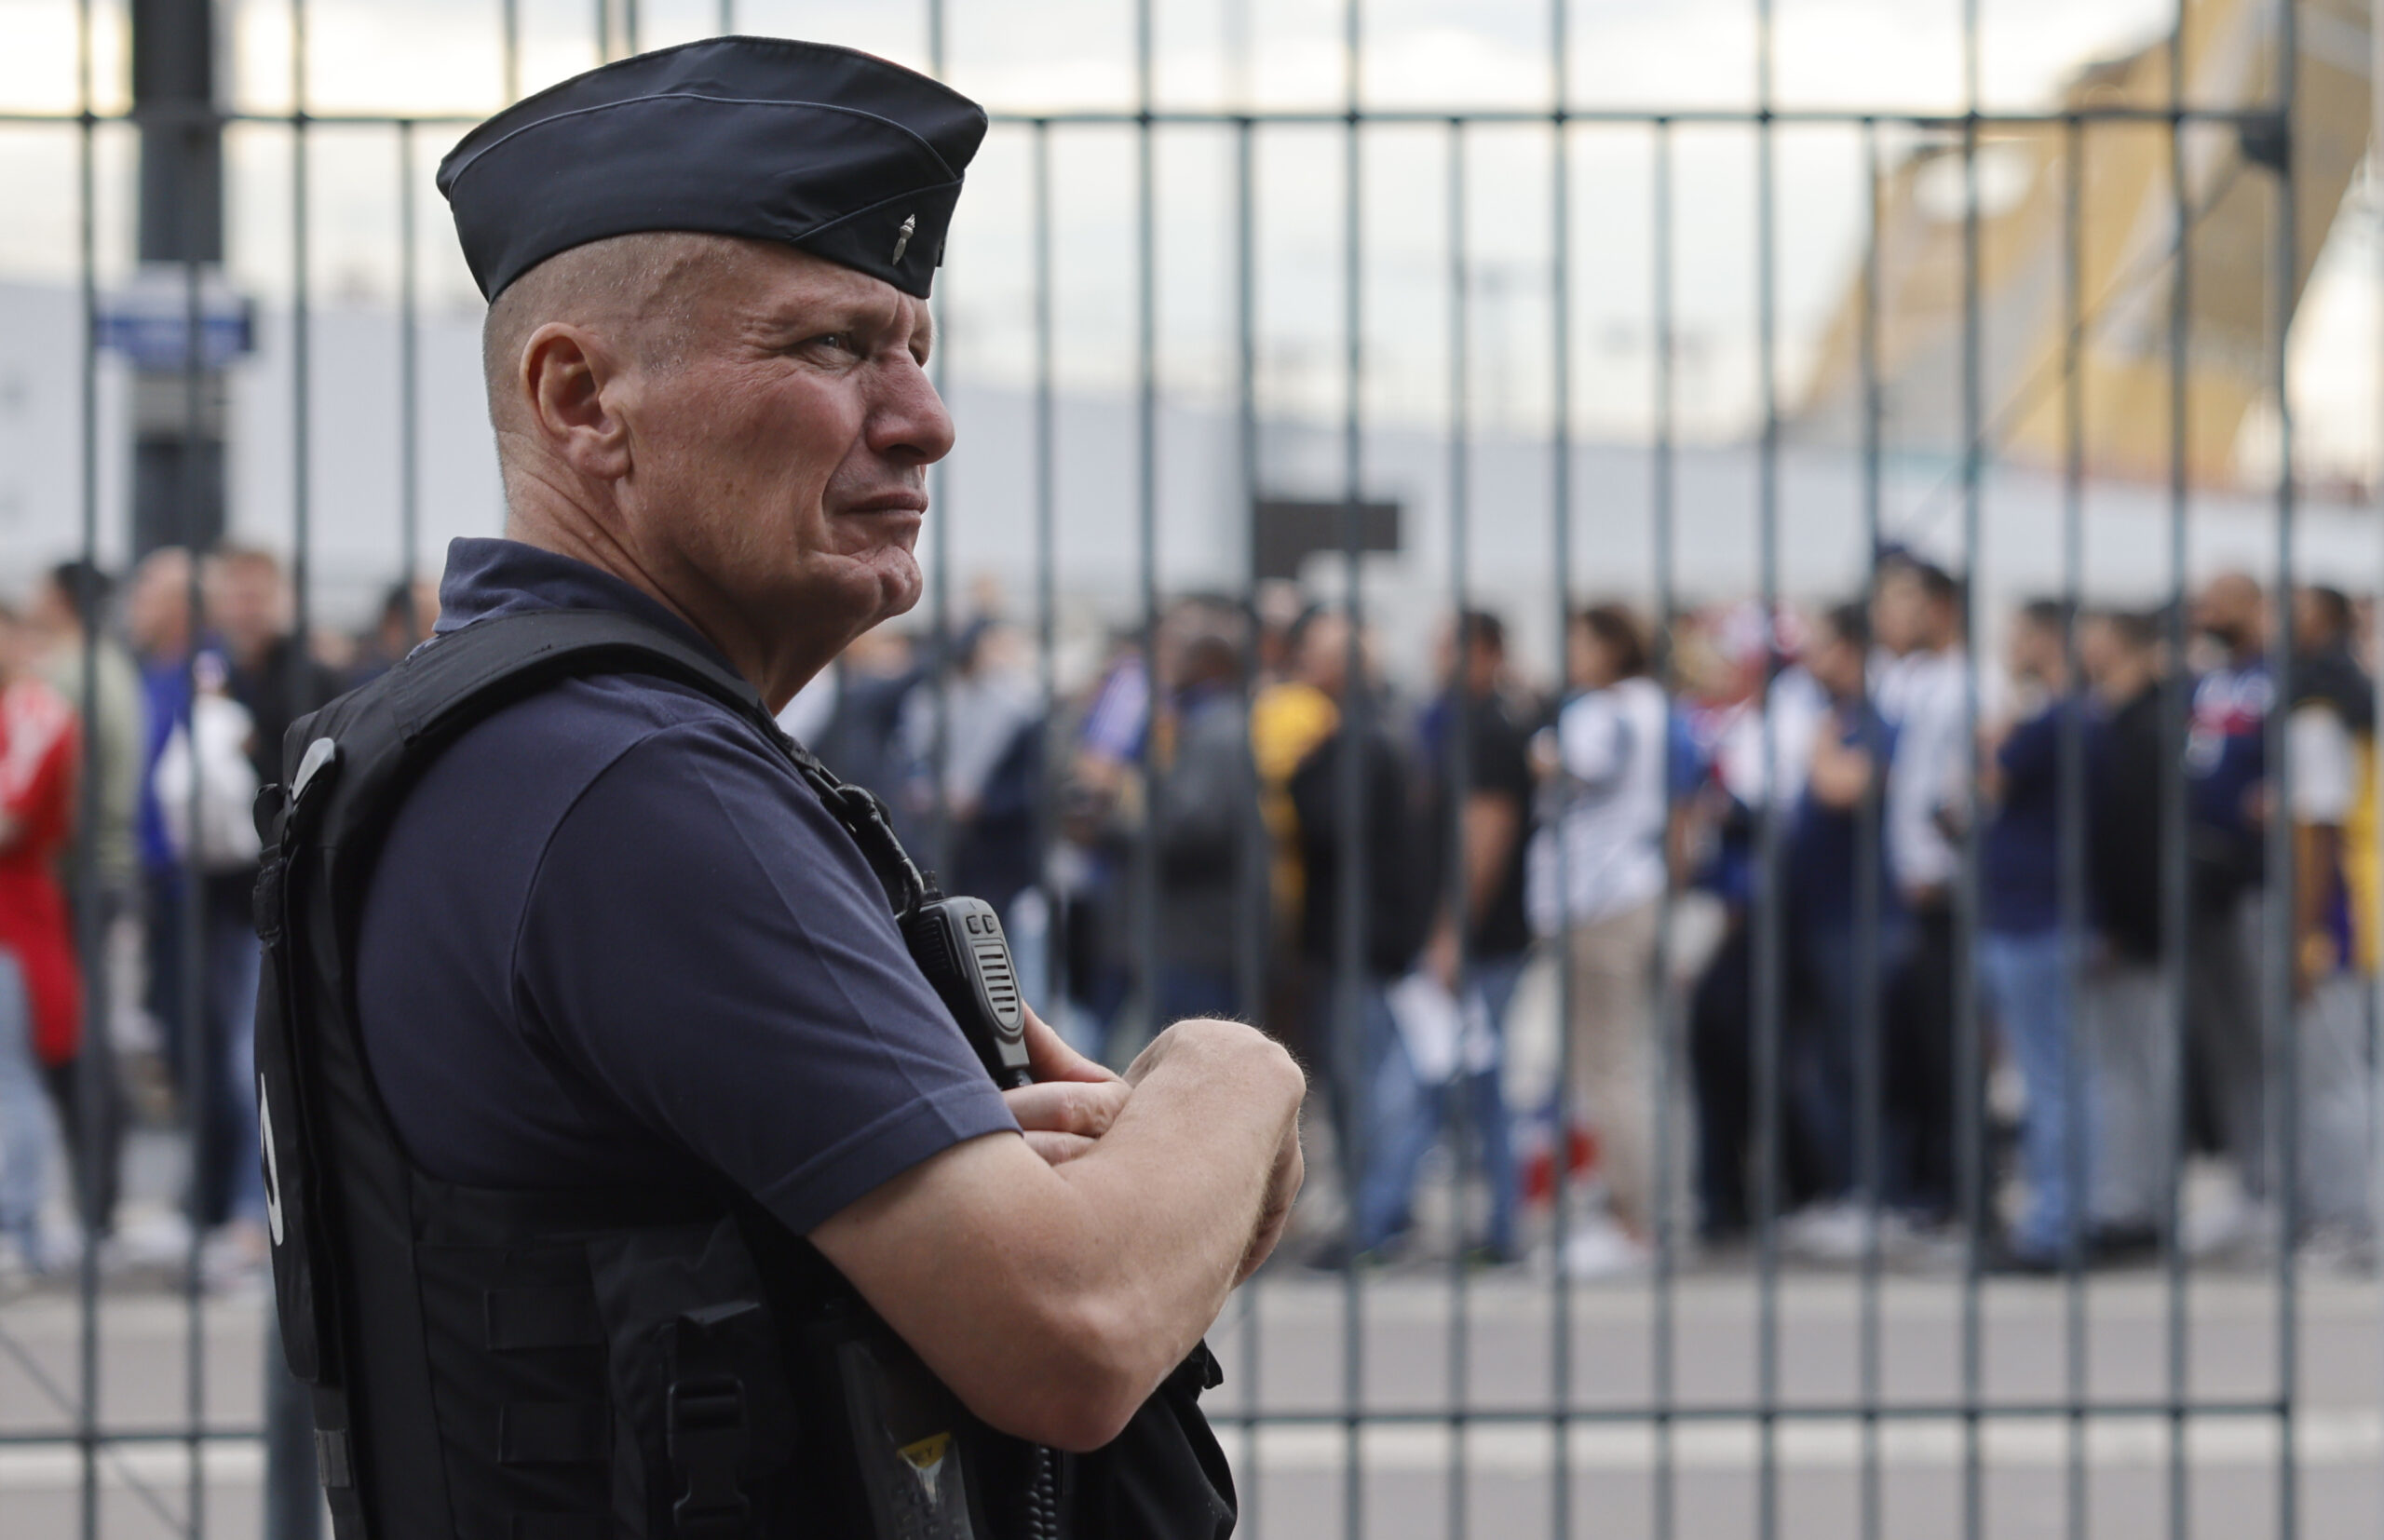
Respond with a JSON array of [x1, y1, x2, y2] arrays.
[[480, 231, 745, 438]]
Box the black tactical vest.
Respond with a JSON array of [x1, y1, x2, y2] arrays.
[[252, 609, 1236, 1540]]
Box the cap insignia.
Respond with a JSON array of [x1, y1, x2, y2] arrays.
[[891, 214, 917, 264]]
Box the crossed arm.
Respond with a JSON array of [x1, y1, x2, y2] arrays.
[[809, 1011, 1307, 1452]]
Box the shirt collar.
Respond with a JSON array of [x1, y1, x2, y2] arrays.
[[433, 537, 730, 669]]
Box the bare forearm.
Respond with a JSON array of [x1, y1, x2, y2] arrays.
[[1462, 796, 1519, 925], [1052, 1022, 1304, 1359], [813, 1020, 1303, 1451]]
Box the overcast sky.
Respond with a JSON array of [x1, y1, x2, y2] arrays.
[[0, 0, 2377, 481]]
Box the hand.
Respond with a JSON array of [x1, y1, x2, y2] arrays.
[[1236, 1110, 1305, 1284], [1005, 1008, 1126, 1168], [1128, 1020, 1309, 1281], [1421, 925, 1460, 993]]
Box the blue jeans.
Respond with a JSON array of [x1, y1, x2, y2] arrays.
[[0, 952, 56, 1258], [1351, 956, 1524, 1256], [216, 919, 264, 1225], [1980, 928, 2088, 1259]]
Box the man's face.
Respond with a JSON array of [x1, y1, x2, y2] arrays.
[[1299, 614, 1351, 698], [2292, 588, 2344, 655], [26, 581, 74, 646], [2006, 617, 2060, 685], [127, 553, 192, 657], [1811, 632, 1865, 699], [608, 245, 954, 675], [2193, 574, 2263, 653], [1871, 572, 1920, 655], [208, 559, 287, 661]]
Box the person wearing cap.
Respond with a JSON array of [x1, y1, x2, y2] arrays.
[[255, 37, 1302, 1538]]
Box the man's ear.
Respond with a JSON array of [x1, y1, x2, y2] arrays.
[[519, 322, 631, 481]]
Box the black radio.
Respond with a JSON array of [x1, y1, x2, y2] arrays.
[[901, 894, 1033, 1090]]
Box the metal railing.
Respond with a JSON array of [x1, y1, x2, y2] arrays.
[[0, 0, 2375, 1537]]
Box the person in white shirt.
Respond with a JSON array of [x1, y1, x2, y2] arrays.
[[1527, 604, 1672, 1264], [2278, 586, 2375, 1249], [1869, 557, 1966, 1223]]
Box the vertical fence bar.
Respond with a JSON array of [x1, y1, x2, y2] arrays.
[[269, 0, 322, 1528], [73, 0, 102, 1527], [179, 200, 210, 1540], [1334, 0, 1368, 1532], [1854, 113, 1886, 1540], [924, 0, 952, 883], [1957, 6, 1988, 1535], [719, 0, 734, 38], [1230, 110, 1267, 1540], [1546, 3, 1576, 1535], [1441, 112, 1473, 1540], [2058, 109, 2091, 1540], [1231, 116, 1265, 1046], [502, 0, 521, 102], [290, 0, 313, 719], [1648, 111, 1680, 1540], [1032, 117, 1059, 1026], [2372, 13, 2384, 1527], [2266, 4, 2301, 1533], [1752, 3, 1784, 1535], [2160, 8, 2193, 1536], [399, 123, 420, 625], [1132, 0, 1161, 1097]]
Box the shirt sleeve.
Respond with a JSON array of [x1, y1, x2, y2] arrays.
[[1559, 696, 1627, 788], [1996, 708, 2058, 789], [514, 720, 1018, 1236], [1471, 706, 1535, 808], [2287, 704, 2356, 826]]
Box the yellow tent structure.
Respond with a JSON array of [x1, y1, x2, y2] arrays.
[[1790, 0, 2373, 489]]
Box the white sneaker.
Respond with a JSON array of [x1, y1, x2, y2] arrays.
[[1557, 1216, 1650, 1280], [112, 1208, 195, 1269], [200, 1219, 270, 1297], [1782, 1201, 1911, 1264], [2296, 1224, 2374, 1276], [2184, 1196, 2276, 1263]]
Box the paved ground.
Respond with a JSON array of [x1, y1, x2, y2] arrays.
[[3, 1258, 2379, 1539]]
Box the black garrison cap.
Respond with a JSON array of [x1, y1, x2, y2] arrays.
[[437, 36, 987, 302]]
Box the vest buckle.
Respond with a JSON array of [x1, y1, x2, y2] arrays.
[[667, 1374, 751, 1538]]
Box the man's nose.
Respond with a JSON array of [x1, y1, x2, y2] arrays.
[[869, 355, 956, 467]]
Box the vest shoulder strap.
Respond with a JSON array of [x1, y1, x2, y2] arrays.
[[275, 609, 789, 853]]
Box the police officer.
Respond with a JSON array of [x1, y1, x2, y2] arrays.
[[254, 36, 1304, 1539]]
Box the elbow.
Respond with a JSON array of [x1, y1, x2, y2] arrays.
[[965, 1293, 1163, 1453]]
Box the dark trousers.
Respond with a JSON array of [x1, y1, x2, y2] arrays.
[[39, 1050, 123, 1236], [147, 871, 263, 1229], [48, 881, 134, 1236], [1691, 916, 1844, 1239], [1884, 900, 1957, 1222], [1689, 920, 1754, 1237]]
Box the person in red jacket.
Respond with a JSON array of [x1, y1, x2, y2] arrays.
[[0, 601, 78, 1273]]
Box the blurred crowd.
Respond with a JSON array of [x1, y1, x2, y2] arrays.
[[0, 547, 427, 1284], [2, 543, 2377, 1287], [781, 553, 2384, 1279]]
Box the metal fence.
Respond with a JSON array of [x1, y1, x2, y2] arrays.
[[0, 0, 2379, 1536]]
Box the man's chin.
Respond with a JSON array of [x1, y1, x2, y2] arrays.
[[868, 554, 925, 621]]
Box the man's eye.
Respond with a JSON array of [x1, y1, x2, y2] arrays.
[[804, 332, 860, 357]]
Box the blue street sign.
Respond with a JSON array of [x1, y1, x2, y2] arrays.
[[96, 272, 257, 371]]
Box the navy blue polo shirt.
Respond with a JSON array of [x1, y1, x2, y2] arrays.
[[354, 538, 1016, 1232]]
